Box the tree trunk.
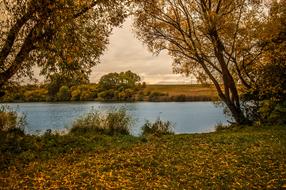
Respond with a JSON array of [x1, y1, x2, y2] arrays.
[[209, 31, 250, 125], [0, 26, 35, 88]]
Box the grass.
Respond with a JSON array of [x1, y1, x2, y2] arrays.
[[141, 118, 174, 136], [145, 84, 218, 101], [70, 108, 132, 136], [0, 106, 26, 134], [0, 125, 286, 189]]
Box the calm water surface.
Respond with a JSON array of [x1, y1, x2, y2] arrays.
[[2, 102, 229, 135]]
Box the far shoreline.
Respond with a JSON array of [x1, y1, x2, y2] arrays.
[[0, 99, 217, 104]]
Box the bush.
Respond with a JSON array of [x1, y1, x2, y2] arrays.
[[141, 118, 174, 136], [259, 100, 286, 125], [71, 88, 81, 101], [23, 89, 48, 102], [0, 106, 26, 134], [57, 86, 71, 101], [173, 94, 186, 102], [70, 108, 132, 136]]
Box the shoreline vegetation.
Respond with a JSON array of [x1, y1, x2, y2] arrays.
[[0, 84, 218, 103], [0, 108, 285, 189]]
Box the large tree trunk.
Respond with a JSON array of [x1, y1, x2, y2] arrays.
[[211, 31, 250, 125], [199, 57, 249, 124]]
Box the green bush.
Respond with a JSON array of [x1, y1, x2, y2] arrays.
[[70, 108, 132, 136], [259, 100, 286, 125], [71, 88, 81, 101], [0, 106, 26, 134], [141, 118, 174, 136], [57, 86, 71, 101], [23, 89, 48, 102], [80, 91, 94, 101]]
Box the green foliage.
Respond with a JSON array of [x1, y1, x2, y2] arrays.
[[97, 71, 144, 101], [240, 1, 286, 124], [0, 106, 26, 134], [70, 84, 97, 101], [105, 109, 133, 135], [0, 83, 218, 103], [56, 86, 71, 101], [71, 108, 132, 136], [141, 118, 174, 136], [47, 74, 63, 97], [258, 100, 286, 125], [23, 89, 48, 102], [47, 73, 89, 100], [71, 88, 82, 101], [97, 89, 115, 100], [98, 71, 141, 91], [134, 0, 269, 124], [0, 0, 129, 88]]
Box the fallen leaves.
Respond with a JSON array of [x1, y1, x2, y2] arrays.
[[1, 126, 286, 189]]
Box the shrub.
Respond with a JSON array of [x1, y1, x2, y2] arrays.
[[173, 94, 186, 102], [0, 106, 26, 134], [259, 100, 286, 125], [80, 91, 94, 101], [70, 108, 132, 136], [57, 86, 71, 101], [141, 118, 174, 136], [148, 92, 169, 102], [71, 88, 81, 101], [23, 89, 48, 102]]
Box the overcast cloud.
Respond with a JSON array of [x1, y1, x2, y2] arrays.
[[90, 18, 194, 84]]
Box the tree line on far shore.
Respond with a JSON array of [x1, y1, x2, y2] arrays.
[[1, 70, 214, 102]]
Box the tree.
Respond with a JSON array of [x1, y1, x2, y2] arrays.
[[97, 71, 143, 100], [46, 69, 89, 98], [253, 0, 286, 102], [120, 70, 141, 89], [98, 70, 141, 91], [57, 86, 71, 101], [133, 0, 268, 124], [98, 72, 121, 91], [241, 0, 286, 124], [0, 0, 130, 88]]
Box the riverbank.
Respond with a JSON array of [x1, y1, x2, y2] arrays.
[[1, 125, 285, 189], [0, 84, 218, 103]]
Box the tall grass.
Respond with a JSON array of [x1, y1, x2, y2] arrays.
[[0, 106, 26, 134], [70, 108, 132, 136], [141, 118, 174, 136]]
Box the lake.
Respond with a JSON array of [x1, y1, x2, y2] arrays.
[[1, 102, 229, 135]]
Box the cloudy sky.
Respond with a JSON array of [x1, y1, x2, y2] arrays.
[[90, 18, 194, 84]]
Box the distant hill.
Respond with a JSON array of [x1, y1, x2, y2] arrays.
[[144, 84, 218, 100]]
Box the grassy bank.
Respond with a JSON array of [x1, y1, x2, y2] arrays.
[[1, 125, 285, 189], [144, 84, 218, 101], [145, 84, 217, 97]]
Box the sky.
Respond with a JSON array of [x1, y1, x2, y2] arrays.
[[90, 18, 195, 84]]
